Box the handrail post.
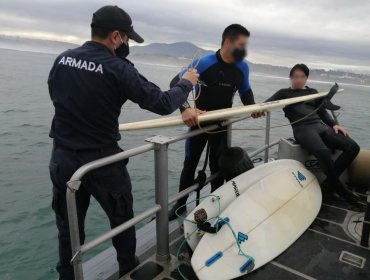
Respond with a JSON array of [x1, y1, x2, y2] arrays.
[[149, 136, 170, 261], [66, 180, 84, 280], [227, 124, 232, 148], [264, 111, 271, 163]]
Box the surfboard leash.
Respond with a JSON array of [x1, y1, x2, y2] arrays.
[[174, 194, 255, 279], [195, 143, 210, 206], [182, 48, 204, 103]]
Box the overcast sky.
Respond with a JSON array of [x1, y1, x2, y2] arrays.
[[0, 0, 369, 73]]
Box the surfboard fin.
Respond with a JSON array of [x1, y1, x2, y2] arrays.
[[205, 251, 223, 267], [321, 83, 341, 111], [240, 257, 255, 273], [323, 101, 341, 111]]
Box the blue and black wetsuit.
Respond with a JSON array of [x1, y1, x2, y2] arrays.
[[266, 87, 360, 191], [170, 50, 256, 211]]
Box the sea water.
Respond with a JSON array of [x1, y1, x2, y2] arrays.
[[0, 48, 369, 280]]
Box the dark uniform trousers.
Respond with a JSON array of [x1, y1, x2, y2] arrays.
[[177, 128, 227, 205], [49, 143, 135, 279]]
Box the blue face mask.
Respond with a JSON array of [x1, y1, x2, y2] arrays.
[[232, 48, 247, 62], [115, 33, 129, 58]]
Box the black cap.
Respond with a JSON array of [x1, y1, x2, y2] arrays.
[[91, 5, 144, 43]]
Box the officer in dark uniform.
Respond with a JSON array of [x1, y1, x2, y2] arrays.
[[48, 5, 198, 279], [168, 24, 264, 220]]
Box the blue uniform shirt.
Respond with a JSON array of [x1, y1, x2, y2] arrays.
[[48, 41, 193, 149]]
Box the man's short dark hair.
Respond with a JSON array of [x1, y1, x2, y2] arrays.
[[290, 64, 310, 77], [222, 24, 250, 45], [91, 26, 112, 39]]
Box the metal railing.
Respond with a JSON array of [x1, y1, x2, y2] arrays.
[[66, 112, 279, 279], [65, 110, 370, 279]]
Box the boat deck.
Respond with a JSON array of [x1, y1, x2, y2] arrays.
[[84, 187, 370, 280]]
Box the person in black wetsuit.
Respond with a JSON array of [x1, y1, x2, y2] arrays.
[[266, 64, 360, 202], [168, 24, 264, 220]]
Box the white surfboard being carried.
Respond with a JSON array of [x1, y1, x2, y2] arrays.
[[119, 87, 343, 131]]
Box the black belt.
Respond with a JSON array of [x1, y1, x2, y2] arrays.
[[53, 141, 119, 154]]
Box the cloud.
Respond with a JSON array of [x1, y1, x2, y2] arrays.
[[0, 0, 369, 73]]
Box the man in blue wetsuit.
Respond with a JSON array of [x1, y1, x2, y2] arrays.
[[48, 5, 198, 279], [169, 24, 263, 220]]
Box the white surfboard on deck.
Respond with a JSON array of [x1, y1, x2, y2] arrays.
[[189, 160, 322, 280], [183, 159, 304, 251], [119, 89, 343, 131]]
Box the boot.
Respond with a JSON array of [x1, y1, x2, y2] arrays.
[[321, 178, 359, 203], [335, 184, 360, 203], [119, 256, 140, 277]]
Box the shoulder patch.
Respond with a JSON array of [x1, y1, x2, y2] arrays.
[[58, 56, 104, 74]]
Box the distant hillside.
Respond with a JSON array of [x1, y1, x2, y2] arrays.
[[1, 35, 369, 86], [130, 43, 370, 86]]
